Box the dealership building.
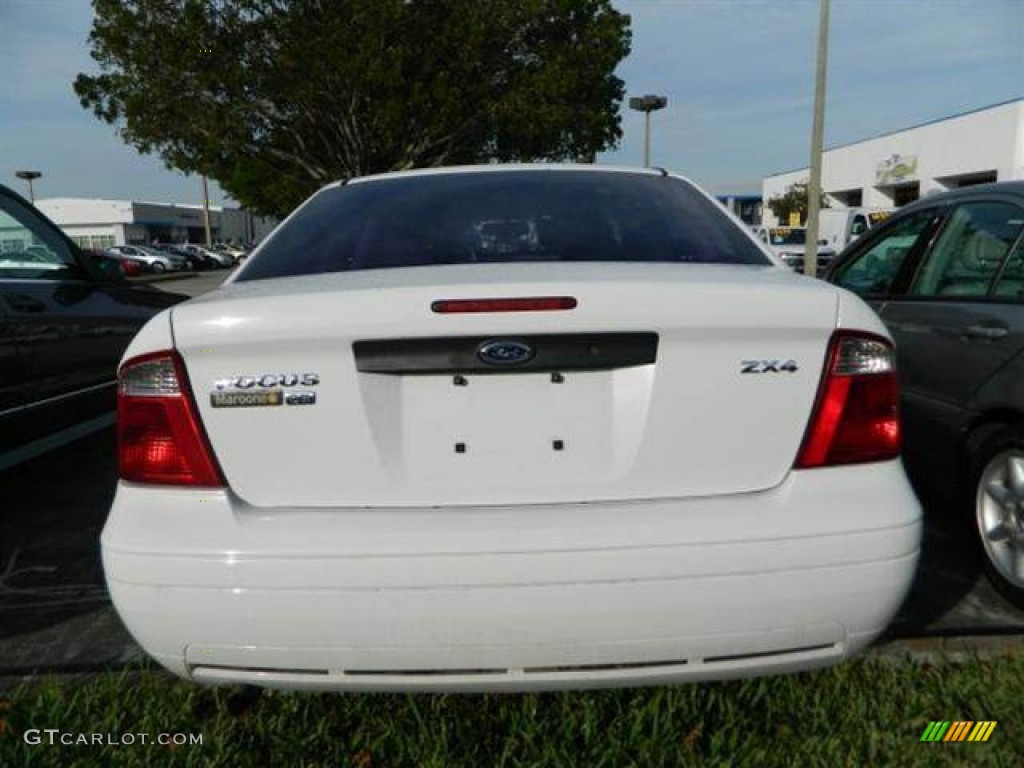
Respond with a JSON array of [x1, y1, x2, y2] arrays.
[[34, 197, 277, 251], [762, 98, 1024, 226]]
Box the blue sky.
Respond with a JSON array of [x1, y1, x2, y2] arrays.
[[2, 0, 1021, 206]]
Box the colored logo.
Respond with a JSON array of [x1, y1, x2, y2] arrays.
[[920, 721, 996, 743]]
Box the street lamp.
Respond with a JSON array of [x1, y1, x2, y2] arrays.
[[15, 170, 42, 203], [628, 94, 668, 167]]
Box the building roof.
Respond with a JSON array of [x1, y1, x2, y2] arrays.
[[766, 96, 1023, 179], [37, 197, 228, 212]]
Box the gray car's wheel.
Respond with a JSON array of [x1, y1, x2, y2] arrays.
[[972, 426, 1024, 609], [151, 261, 166, 273]]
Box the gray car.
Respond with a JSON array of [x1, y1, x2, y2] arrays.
[[827, 180, 1024, 606]]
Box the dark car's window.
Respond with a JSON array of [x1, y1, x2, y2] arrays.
[[237, 171, 770, 282], [993, 237, 1024, 300], [0, 196, 80, 280], [909, 202, 1024, 298], [834, 209, 936, 296]]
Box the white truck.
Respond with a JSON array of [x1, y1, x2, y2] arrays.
[[816, 208, 894, 252], [764, 226, 837, 275]]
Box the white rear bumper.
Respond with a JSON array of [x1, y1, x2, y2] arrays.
[[102, 461, 920, 691]]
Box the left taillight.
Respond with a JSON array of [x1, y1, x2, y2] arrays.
[[118, 350, 225, 486]]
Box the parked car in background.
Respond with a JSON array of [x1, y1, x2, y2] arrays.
[[80, 248, 145, 279], [0, 184, 186, 469], [103, 165, 920, 692], [213, 243, 248, 263], [106, 244, 189, 273], [188, 244, 229, 269], [180, 243, 233, 268], [766, 226, 837, 274], [827, 181, 1024, 607], [153, 243, 208, 271], [817, 208, 894, 251]]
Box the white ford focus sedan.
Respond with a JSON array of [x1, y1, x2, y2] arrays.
[[102, 165, 921, 691]]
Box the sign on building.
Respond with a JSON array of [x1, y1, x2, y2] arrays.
[[876, 154, 918, 184]]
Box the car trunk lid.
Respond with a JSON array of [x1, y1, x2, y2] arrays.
[[172, 263, 837, 507]]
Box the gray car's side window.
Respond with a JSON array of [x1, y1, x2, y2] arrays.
[[909, 202, 1024, 298], [0, 197, 79, 280], [834, 209, 935, 297]]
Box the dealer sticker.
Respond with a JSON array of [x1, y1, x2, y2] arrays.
[[210, 390, 283, 408]]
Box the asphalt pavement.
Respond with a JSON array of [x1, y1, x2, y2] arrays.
[[1, 267, 1023, 678], [131, 265, 235, 297]]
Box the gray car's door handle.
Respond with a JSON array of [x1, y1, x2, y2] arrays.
[[964, 323, 1009, 341]]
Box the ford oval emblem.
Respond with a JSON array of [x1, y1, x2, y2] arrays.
[[477, 339, 534, 366]]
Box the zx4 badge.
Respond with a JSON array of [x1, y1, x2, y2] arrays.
[[741, 360, 799, 374]]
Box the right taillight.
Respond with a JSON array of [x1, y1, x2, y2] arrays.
[[118, 350, 225, 487], [795, 332, 900, 469]]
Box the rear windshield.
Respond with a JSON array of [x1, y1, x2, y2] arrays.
[[236, 170, 770, 282]]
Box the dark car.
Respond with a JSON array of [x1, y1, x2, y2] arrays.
[[181, 243, 233, 269], [154, 243, 209, 271], [826, 180, 1024, 606], [0, 184, 186, 469]]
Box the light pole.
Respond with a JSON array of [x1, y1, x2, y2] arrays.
[[629, 94, 668, 167], [201, 174, 213, 247], [15, 170, 42, 203], [804, 0, 830, 277]]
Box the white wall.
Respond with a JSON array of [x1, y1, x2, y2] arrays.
[[762, 100, 1024, 226], [36, 198, 133, 226], [1014, 100, 1024, 179], [37, 196, 277, 246], [60, 224, 122, 245]]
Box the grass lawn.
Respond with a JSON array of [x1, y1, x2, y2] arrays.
[[2, 653, 1022, 766]]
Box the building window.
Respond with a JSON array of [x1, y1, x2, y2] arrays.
[[954, 171, 998, 188], [830, 189, 863, 207], [71, 234, 115, 250], [893, 183, 920, 207]]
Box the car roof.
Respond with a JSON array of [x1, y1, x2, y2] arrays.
[[341, 163, 671, 188], [898, 180, 1024, 213]]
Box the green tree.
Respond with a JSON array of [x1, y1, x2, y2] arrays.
[[766, 182, 829, 225], [75, 0, 632, 216]]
